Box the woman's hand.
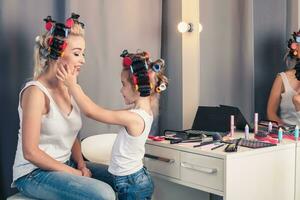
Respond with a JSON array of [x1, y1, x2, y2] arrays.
[[56, 63, 77, 88], [69, 168, 83, 176], [79, 166, 92, 177]]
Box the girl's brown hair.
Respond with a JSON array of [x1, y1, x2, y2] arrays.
[[123, 51, 169, 116]]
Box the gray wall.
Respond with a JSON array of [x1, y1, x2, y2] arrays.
[[1, 0, 298, 199], [254, 0, 289, 118], [159, 1, 217, 199], [0, 1, 65, 198], [159, 0, 182, 133], [198, 0, 293, 123], [199, 0, 254, 122], [1, 0, 162, 198], [66, 0, 162, 138]]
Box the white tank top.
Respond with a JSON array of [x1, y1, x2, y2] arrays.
[[108, 109, 153, 176], [279, 72, 300, 126], [12, 81, 82, 185]]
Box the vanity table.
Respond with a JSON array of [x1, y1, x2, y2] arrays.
[[144, 133, 296, 200]]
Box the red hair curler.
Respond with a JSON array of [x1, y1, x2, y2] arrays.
[[123, 57, 132, 68], [45, 22, 53, 31], [132, 75, 138, 85], [48, 37, 53, 46], [61, 42, 68, 50], [65, 18, 74, 28], [44, 16, 55, 31]]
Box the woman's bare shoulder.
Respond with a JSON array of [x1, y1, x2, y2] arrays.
[[21, 85, 47, 110], [284, 69, 296, 78]]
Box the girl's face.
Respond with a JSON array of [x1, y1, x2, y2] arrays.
[[59, 35, 85, 76], [120, 71, 139, 105]]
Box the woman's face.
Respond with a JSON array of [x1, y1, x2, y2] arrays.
[[59, 35, 85, 76], [120, 71, 139, 105], [297, 44, 300, 58]]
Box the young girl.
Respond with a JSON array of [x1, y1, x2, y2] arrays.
[[56, 50, 168, 200]]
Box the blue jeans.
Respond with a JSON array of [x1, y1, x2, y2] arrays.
[[14, 160, 115, 200], [111, 167, 154, 200], [80, 164, 154, 200]]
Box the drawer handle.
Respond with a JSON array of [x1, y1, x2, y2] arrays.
[[181, 162, 217, 174], [144, 154, 175, 164]]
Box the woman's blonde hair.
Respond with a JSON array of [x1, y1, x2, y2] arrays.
[[33, 21, 84, 79]]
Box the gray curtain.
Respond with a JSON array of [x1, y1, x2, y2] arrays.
[[0, 0, 162, 198], [0, 1, 65, 197]]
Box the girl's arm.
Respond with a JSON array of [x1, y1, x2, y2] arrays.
[[69, 83, 140, 126], [56, 64, 144, 136], [21, 86, 82, 176], [266, 75, 284, 124]]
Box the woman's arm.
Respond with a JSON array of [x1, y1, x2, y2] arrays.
[[266, 75, 284, 124], [292, 94, 300, 111], [71, 138, 91, 177], [21, 86, 82, 176]]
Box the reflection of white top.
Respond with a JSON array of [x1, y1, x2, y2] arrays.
[[12, 81, 82, 186], [279, 72, 300, 126], [108, 109, 153, 176]]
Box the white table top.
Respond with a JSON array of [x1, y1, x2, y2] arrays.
[[146, 132, 296, 159]]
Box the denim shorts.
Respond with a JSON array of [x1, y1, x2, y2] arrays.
[[111, 167, 154, 200], [14, 160, 115, 200]]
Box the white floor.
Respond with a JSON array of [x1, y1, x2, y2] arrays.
[[152, 176, 210, 200]]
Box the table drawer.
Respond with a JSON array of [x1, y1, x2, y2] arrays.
[[180, 152, 224, 191], [144, 144, 180, 179]]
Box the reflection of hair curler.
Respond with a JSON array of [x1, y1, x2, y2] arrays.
[[293, 31, 300, 42], [288, 31, 300, 59], [291, 42, 298, 50]]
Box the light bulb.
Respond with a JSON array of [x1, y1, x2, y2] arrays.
[[177, 22, 193, 33], [199, 23, 203, 33]]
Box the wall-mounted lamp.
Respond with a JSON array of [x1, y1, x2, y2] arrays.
[[198, 23, 203, 33], [177, 22, 193, 33], [177, 22, 203, 33]]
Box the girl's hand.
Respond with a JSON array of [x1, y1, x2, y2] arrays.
[[56, 63, 77, 88]]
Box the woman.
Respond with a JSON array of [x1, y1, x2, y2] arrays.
[[267, 30, 300, 126], [11, 13, 115, 200]]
